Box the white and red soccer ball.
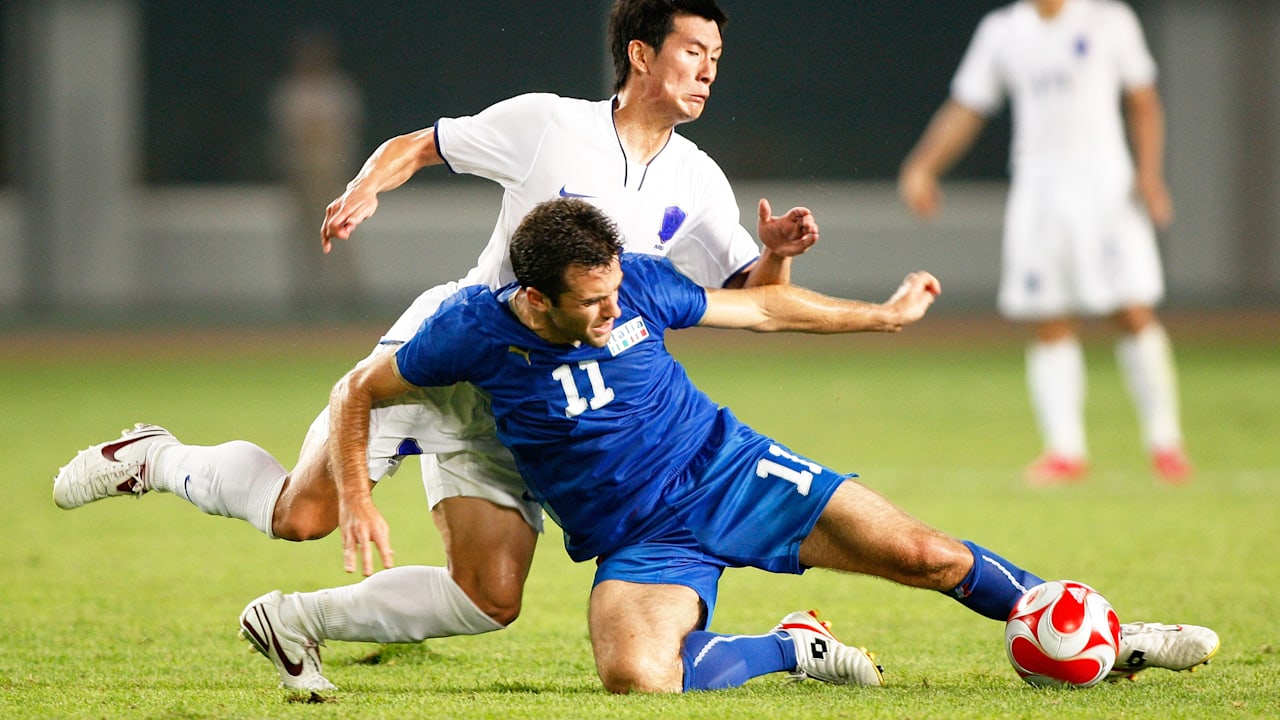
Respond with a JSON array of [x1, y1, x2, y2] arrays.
[[1005, 580, 1121, 688]]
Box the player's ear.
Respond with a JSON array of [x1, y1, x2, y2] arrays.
[[627, 39, 651, 76], [526, 286, 553, 312]]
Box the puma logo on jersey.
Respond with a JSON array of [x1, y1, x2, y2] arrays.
[[508, 345, 533, 364]]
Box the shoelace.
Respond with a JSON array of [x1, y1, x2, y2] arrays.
[[73, 455, 144, 503]]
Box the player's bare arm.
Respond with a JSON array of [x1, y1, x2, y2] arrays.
[[732, 198, 820, 289], [1124, 85, 1173, 229], [327, 351, 415, 575], [899, 100, 987, 218], [321, 127, 445, 252], [700, 271, 940, 334]]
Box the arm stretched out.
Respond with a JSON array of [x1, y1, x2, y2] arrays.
[[321, 128, 445, 252], [699, 271, 941, 334]]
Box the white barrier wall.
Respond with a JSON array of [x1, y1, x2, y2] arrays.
[[0, 178, 1258, 323]]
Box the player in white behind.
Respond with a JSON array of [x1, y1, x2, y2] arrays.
[[899, 0, 1191, 485]]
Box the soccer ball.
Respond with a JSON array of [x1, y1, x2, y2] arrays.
[[1005, 580, 1121, 688]]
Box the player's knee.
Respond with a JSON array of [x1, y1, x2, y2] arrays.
[[269, 503, 337, 541], [596, 655, 680, 694], [894, 534, 970, 590], [454, 573, 525, 627]]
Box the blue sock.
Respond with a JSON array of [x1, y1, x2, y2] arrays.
[[681, 630, 798, 691], [947, 540, 1045, 621]]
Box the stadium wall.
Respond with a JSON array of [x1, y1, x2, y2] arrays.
[[0, 179, 1268, 327]]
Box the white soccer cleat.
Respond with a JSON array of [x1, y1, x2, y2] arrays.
[[775, 610, 884, 686], [239, 590, 337, 692], [53, 423, 176, 509], [1107, 622, 1220, 681]]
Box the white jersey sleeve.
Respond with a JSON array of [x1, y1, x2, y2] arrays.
[[1111, 2, 1157, 89], [434, 93, 558, 187], [951, 12, 1008, 116]]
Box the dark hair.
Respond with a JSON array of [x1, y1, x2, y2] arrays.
[[607, 0, 728, 92], [510, 199, 624, 303]]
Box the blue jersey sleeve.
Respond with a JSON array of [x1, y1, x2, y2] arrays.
[[394, 286, 491, 388], [619, 254, 707, 331]]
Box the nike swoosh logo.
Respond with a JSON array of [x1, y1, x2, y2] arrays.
[[558, 185, 596, 199], [101, 431, 161, 461], [242, 607, 305, 677]]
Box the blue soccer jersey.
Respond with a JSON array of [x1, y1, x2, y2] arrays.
[[395, 254, 721, 560]]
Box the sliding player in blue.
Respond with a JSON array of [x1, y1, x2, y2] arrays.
[[316, 197, 1215, 693]]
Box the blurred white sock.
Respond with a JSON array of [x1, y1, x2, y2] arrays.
[[1116, 323, 1183, 451], [1027, 338, 1087, 458]]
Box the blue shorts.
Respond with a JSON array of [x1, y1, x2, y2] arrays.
[[593, 411, 850, 625]]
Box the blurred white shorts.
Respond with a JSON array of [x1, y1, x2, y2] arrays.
[[998, 178, 1164, 320]]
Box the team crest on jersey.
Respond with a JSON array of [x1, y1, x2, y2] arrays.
[[657, 206, 687, 243], [606, 317, 649, 356]]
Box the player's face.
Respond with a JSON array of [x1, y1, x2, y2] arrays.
[[649, 15, 722, 123], [545, 260, 624, 348]]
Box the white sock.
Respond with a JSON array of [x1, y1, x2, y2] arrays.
[[287, 565, 503, 643], [147, 441, 287, 537], [1027, 339, 1087, 458], [1115, 323, 1183, 451]]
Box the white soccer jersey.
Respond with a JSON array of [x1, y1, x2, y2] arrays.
[[383, 93, 759, 342], [951, 0, 1157, 182]]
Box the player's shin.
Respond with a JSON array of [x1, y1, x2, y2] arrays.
[[149, 440, 287, 536], [290, 565, 503, 643], [946, 541, 1045, 621], [681, 630, 795, 691]]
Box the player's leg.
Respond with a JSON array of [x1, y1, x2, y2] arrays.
[[240, 564, 506, 690], [1111, 305, 1190, 481], [53, 422, 293, 538], [998, 183, 1089, 483], [431, 494, 536, 626], [801, 479, 1218, 673], [589, 580, 880, 692], [419, 418, 544, 626], [1024, 318, 1090, 483], [267, 418, 341, 540], [588, 580, 702, 693], [800, 480, 1043, 621]]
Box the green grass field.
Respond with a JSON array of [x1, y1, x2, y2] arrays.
[[2, 316, 1277, 719]]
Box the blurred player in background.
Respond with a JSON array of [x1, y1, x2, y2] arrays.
[[898, 0, 1191, 485], [269, 26, 365, 318], [55, 0, 823, 687]]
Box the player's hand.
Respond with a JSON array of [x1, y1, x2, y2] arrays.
[[1137, 172, 1174, 230], [898, 167, 942, 219], [321, 187, 380, 254], [338, 497, 395, 576], [757, 198, 819, 257], [885, 271, 941, 326]]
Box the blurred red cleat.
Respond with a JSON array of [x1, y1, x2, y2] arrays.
[[1025, 453, 1088, 486], [1152, 446, 1192, 484]]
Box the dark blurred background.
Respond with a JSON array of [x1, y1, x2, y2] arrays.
[[2, 1, 1276, 325]]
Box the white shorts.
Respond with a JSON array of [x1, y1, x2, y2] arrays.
[[997, 177, 1164, 320], [308, 280, 545, 533]]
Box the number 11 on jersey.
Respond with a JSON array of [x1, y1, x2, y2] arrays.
[[552, 360, 616, 418], [756, 444, 821, 496]]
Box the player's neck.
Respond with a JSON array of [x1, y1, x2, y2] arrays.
[[611, 93, 676, 165], [510, 289, 570, 345], [1032, 0, 1067, 19]]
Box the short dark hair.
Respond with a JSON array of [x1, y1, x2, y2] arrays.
[[510, 199, 624, 304], [607, 0, 728, 92]]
